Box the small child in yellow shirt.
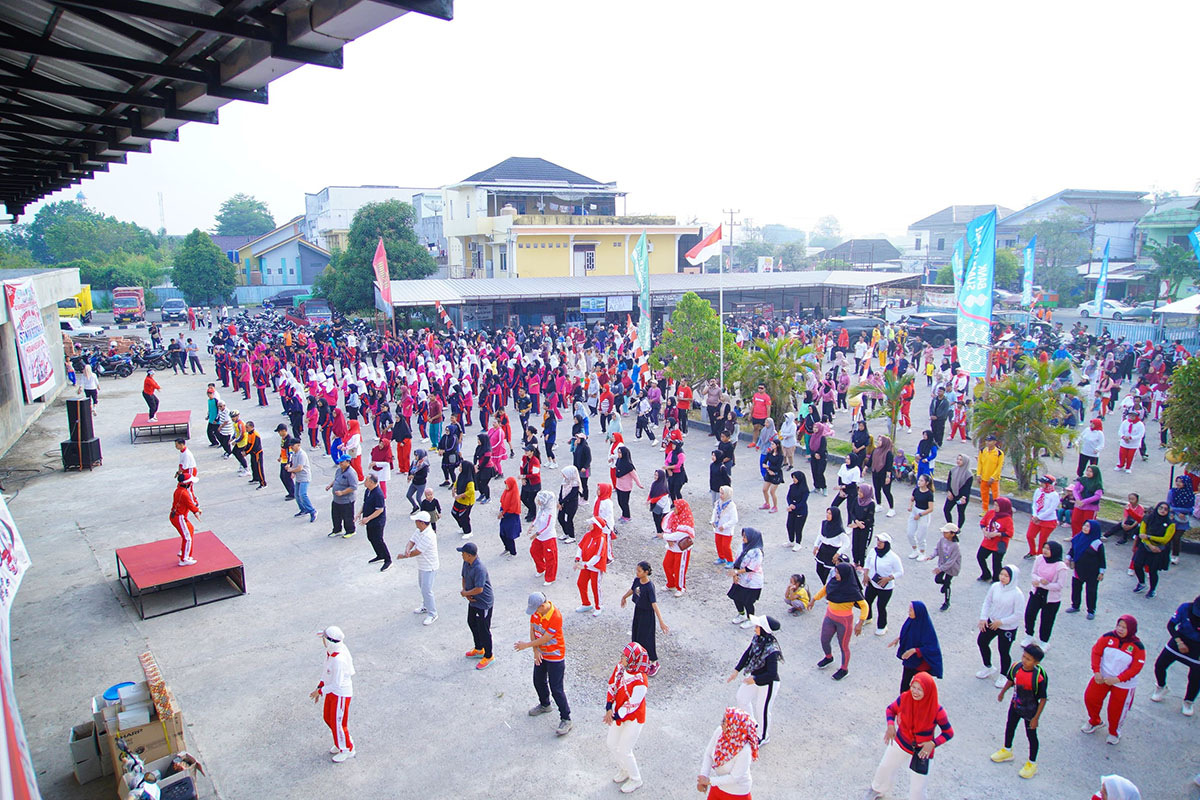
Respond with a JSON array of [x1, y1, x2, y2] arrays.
[[785, 573, 810, 615]]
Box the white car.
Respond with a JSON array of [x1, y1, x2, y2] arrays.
[[1077, 299, 1135, 320], [59, 317, 103, 336]]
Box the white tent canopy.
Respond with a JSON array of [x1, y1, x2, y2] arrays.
[[1154, 293, 1200, 315]]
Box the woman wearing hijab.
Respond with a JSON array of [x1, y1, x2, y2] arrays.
[[613, 446, 643, 523], [832, 454, 861, 513], [450, 461, 476, 538], [977, 497, 1015, 582], [519, 444, 542, 522], [1070, 466, 1105, 536], [575, 485, 612, 616], [557, 465, 581, 544], [864, 672, 953, 800], [660, 499, 695, 597], [810, 561, 867, 681], [808, 419, 830, 495], [405, 448, 429, 514], [1167, 475, 1193, 566], [343, 418, 365, 481], [812, 506, 850, 585], [472, 431, 493, 503], [785, 471, 809, 553], [1132, 501, 1174, 598], [1150, 594, 1200, 717], [392, 410, 412, 474], [696, 707, 759, 800], [943, 454, 973, 529], [1020, 539, 1071, 652], [869, 434, 896, 517], [605, 642, 651, 794], [711, 486, 739, 567], [727, 528, 765, 627], [1083, 615, 1145, 744], [368, 434, 394, 497], [497, 476, 522, 556], [1066, 519, 1107, 619], [849, 420, 870, 468], [849, 484, 876, 566], [977, 564, 1026, 688], [528, 489, 558, 584], [755, 416, 777, 453], [759, 440, 784, 513], [647, 469, 671, 534], [1090, 775, 1141, 800], [888, 600, 943, 693], [863, 532, 903, 635], [727, 614, 783, 746], [779, 412, 798, 469], [664, 441, 688, 503], [915, 429, 937, 479]]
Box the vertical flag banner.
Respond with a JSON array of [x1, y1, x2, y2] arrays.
[[1022, 235, 1037, 307], [1093, 238, 1111, 309], [371, 238, 392, 316], [631, 232, 651, 353], [951, 238, 965, 301], [684, 224, 723, 266], [2, 280, 55, 401], [956, 209, 997, 378], [0, 494, 37, 800], [1188, 224, 1200, 266]]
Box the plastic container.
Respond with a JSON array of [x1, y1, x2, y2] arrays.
[[103, 682, 135, 707]]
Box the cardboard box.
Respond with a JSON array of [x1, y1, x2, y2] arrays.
[[73, 755, 102, 785], [69, 722, 98, 763], [117, 708, 150, 729], [117, 682, 150, 705], [97, 731, 113, 776], [90, 695, 108, 734], [106, 710, 186, 770]]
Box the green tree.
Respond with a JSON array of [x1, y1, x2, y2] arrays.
[[734, 338, 818, 426], [994, 248, 1020, 291], [972, 357, 1077, 491], [935, 264, 954, 285], [42, 215, 157, 263], [649, 291, 744, 388], [810, 215, 843, 249], [316, 200, 435, 313], [171, 229, 236, 304], [1146, 242, 1197, 300], [0, 238, 36, 270], [731, 240, 774, 272], [776, 240, 808, 271], [214, 193, 275, 237], [1021, 209, 1089, 298], [1164, 356, 1200, 470], [848, 371, 913, 441]]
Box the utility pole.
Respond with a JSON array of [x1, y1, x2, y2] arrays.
[[720, 209, 740, 388]]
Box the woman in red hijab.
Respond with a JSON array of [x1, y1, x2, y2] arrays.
[[575, 484, 612, 616], [369, 434, 394, 497], [497, 477, 521, 556], [864, 672, 954, 800], [344, 419, 364, 481], [660, 499, 694, 597], [697, 706, 759, 799]]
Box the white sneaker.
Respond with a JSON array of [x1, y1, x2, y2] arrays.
[[1037, 640, 1050, 653], [874, 626, 888, 636], [1171, 556, 1180, 565], [1152, 684, 1169, 702], [916, 554, 932, 562], [994, 674, 1008, 689], [620, 778, 643, 794], [886, 509, 896, 518], [423, 614, 437, 626], [543, 580, 553, 587], [592, 608, 602, 617], [329, 746, 340, 754], [976, 666, 997, 679], [331, 749, 356, 763], [575, 605, 593, 613], [1080, 722, 1101, 734], [731, 613, 747, 625], [739, 619, 753, 629], [613, 770, 629, 784], [673, 589, 684, 598], [792, 543, 802, 552], [1184, 701, 1195, 717], [1020, 635, 1034, 647], [907, 550, 919, 559], [413, 606, 428, 614], [1106, 734, 1120, 745]]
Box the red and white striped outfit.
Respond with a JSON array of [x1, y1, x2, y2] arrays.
[[318, 648, 355, 753], [1084, 624, 1145, 738], [575, 517, 610, 609], [169, 484, 199, 561]]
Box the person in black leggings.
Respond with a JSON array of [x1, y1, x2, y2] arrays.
[[943, 454, 973, 529], [406, 449, 429, 513], [869, 436, 895, 516]]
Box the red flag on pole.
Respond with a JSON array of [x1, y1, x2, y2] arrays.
[[372, 238, 391, 307]]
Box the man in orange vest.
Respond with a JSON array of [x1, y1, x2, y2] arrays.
[[516, 591, 573, 736]]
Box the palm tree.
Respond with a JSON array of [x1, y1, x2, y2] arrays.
[[972, 357, 1078, 491], [735, 338, 819, 426], [849, 370, 914, 441]]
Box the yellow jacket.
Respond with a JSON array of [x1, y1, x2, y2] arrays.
[[977, 446, 1004, 482]]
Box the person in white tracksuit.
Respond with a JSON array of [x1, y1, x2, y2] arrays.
[[309, 626, 356, 762]]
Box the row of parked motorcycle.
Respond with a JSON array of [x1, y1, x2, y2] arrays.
[[71, 343, 173, 379]]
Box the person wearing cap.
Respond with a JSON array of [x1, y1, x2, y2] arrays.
[[275, 423, 295, 501], [459, 542, 494, 669], [326, 456, 359, 539], [142, 369, 161, 422], [358, 474, 389, 571], [287, 438, 316, 522], [245, 421, 266, 489], [169, 472, 201, 567], [727, 615, 783, 746], [515, 592, 572, 736], [309, 626, 356, 763], [605, 642, 650, 793], [977, 435, 1005, 513], [398, 511, 439, 625], [1024, 476, 1060, 559]]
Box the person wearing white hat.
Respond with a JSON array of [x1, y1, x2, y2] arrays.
[[397, 511, 440, 625], [309, 626, 355, 762], [727, 614, 782, 746]]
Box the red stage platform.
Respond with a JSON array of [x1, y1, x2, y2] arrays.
[[115, 531, 245, 619], [129, 410, 191, 444]]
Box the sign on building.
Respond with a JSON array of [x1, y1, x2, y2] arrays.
[[580, 297, 607, 314], [606, 295, 633, 313], [2, 279, 56, 401]]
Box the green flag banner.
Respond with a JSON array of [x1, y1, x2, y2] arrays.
[[631, 232, 651, 352]]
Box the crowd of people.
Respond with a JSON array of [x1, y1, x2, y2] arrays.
[[157, 306, 1198, 798]]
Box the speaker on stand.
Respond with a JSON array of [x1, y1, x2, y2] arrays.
[[62, 397, 102, 471]]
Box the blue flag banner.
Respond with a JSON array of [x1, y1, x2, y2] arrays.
[[1093, 238, 1111, 309], [1189, 224, 1200, 266], [956, 209, 997, 378], [1022, 235, 1036, 307], [951, 238, 964, 301]]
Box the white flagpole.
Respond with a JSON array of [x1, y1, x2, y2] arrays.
[[719, 252, 724, 388]]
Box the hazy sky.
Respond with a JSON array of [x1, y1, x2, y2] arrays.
[[24, 0, 1200, 238]]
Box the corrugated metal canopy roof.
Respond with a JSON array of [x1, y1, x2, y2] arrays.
[[0, 0, 453, 219], [385, 270, 920, 307]]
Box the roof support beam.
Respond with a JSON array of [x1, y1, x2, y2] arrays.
[[0, 73, 170, 110], [0, 30, 211, 84], [371, 0, 453, 21]]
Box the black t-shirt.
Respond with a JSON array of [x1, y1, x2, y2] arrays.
[[912, 487, 933, 511], [630, 578, 656, 613], [362, 485, 385, 523]]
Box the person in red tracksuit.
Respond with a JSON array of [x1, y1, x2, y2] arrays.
[[142, 369, 161, 421], [1082, 614, 1145, 744], [660, 499, 695, 597], [310, 626, 356, 763], [169, 473, 201, 566], [575, 487, 612, 616]]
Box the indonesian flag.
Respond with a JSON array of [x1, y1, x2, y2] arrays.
[[685, 224, 723, 266], [372, 238, 391, 306]]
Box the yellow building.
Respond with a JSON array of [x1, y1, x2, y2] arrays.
[[441, 157, 696, 279]]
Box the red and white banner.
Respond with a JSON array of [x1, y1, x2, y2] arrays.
[[433, 301, 455, 331], [2, 280, 55, 401], [371, 238, 391, 309], [0, 494, 38, 800], [685, 225, 723, 266]]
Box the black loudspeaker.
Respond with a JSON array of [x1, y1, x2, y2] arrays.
[[66, 398, 94, 441], [61, 438, 102, 470]]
